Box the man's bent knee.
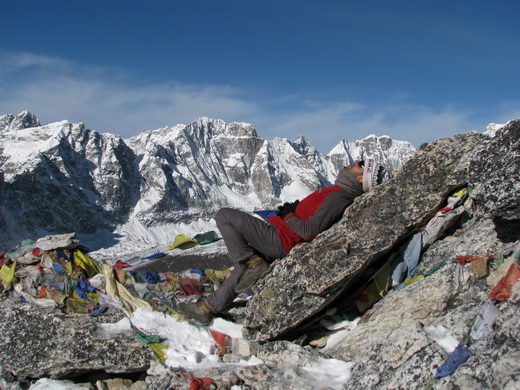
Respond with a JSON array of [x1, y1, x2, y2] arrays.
[[215, 208, 232, 224], [215, 207, 242, 224]]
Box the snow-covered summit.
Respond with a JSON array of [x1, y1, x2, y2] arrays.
[[483, 122, 506, 137], [0, 110, 41, 131], [1, 111, 417, 256]]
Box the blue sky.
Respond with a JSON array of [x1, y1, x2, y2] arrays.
[[1, 1, 519, 152]]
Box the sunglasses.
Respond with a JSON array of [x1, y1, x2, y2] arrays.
[[358, 160, 365, 168]]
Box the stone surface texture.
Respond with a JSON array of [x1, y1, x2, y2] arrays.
[[0, 121, 518, 389]]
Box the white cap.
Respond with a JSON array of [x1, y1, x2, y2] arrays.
[[362, 158, 389, 192]]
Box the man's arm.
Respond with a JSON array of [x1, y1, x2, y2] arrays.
[[284, 191, 350, 239]]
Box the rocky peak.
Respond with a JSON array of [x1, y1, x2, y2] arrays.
[[292, 135, 315, 153], [0, 114, 14, 132], [483, 122, 506, 137], [469, 120, 520, 221], [0, 110, 41, 131], [0, 112, 415, 253]]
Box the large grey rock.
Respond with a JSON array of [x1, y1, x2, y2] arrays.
[[244, 122, 519, 342], [327, 222, 519, 390], [0, 302, 150, 382], [243, 130, 486, 342], [468, 120, 520, 221]]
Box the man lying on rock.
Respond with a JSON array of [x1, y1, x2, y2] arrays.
[[176, 159, 389, 325]]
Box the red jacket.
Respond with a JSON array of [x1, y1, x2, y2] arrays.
[[267, 186, 347, 253]]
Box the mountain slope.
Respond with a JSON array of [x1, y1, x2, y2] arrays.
[[0, 111, 416, 253]]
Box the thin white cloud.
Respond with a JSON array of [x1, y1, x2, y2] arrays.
[[255, 100, 476, 152], [253, 101, 369, 152], [0, 51, 67, 71], [0, 52, 260, 136], [0, 51, 500, 152], [3, 77, 260, 136], [358, 103, 474, 146]]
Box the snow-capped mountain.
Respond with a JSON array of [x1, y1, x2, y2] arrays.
[[0, 111, 416, 255]]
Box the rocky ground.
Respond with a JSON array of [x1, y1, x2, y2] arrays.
[[0, 121, 518, 389]]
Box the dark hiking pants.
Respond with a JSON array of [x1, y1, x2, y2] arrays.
[[205, 207, 287, 313]]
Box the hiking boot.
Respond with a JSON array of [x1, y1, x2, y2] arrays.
[[176, 299, 214, 326], [234, 256, 271, 294]]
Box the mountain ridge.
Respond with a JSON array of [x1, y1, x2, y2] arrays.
[[1, 111, 416, 254]]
